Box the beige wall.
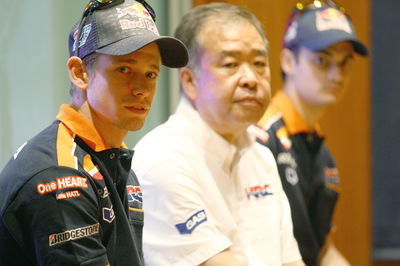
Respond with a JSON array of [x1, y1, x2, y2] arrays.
[[194, 1, 372, 265]]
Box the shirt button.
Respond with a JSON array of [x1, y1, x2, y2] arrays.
[[109, 153, 116, 159]]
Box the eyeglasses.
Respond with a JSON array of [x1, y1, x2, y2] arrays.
[[74, 0, 156, 57]]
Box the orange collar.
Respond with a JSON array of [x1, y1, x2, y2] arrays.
[[259, 91, 323, 135], [56, 104, 127, 152]]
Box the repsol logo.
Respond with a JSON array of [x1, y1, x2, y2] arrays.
[[175, 210, 207, 235]]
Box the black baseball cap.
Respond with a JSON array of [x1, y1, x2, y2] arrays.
[[283, 5, 368, 56], [69, 0, 188, 68]]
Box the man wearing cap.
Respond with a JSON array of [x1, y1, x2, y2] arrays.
[[255, 1, 368, 266], [0, 0, 187, 265], [132, 3, 304, 266]]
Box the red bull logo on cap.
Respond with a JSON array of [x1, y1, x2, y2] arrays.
[[315, 8, 352, 33], [116, 3, 152, 20], [116, 4, 159, 35]]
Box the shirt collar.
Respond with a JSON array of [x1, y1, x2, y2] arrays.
[[56, 104, 127, 152], [176, 98, 253, 172]]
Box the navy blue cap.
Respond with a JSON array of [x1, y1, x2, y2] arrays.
[[69, 0, 188, 68], [283, 6, 368, 56]]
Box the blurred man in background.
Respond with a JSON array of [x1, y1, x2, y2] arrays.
[[255, 1, 368, 265]]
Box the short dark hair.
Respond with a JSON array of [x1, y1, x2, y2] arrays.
[[174, 2, 268, 73]]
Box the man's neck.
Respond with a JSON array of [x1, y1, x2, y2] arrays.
[[76, 102, 128, 148], [283, 85, 327, 130]]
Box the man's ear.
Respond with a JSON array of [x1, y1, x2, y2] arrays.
[[67, 56, 90, 90], [281, 48, 296, 77], [180, 67, 198, 101]]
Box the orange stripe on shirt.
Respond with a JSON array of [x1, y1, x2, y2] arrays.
[[56, 123, 77, 169]]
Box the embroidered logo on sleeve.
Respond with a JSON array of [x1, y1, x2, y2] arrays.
[[37, 176, 88, 195], [49, 223, 99, 246], [245, 184, 273, 199], [56, 190, 81, 200], [103, 206, 115, 223], [175, 210, 207, 235], [126, 185, 143, 203]]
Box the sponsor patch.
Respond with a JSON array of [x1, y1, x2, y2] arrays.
[[126, 185, 142, 203], [103, 206, 115, 223], [277, 152, 297, 168], [49, 223, 99, 246], [324, 167, 339, 186], [119, 18, 158, 35], [116, 4, 152, 20], [98, 187, 110, 199], [37, 176, 88, 195], [175, 210, 207, 235], [284, 21, 298, 44], [116, 4, 159, 35], [56, 190, 81, 200], [72, 24, 92, 52], [285, 167, 299, 186], [245, 184, 273, 199], [315, 8, 352, 33]]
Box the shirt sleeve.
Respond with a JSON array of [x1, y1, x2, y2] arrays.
[[2, 166, 109, 266], [137, 157, 232, 266]]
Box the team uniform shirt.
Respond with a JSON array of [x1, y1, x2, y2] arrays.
[[255, 91, 340, 266], [132, 98, 301, 266], [0, 104, 144, 266]]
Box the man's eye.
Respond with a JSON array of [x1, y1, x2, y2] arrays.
[[314, 55, 331, 69], [223, 62, 237, 68], [118, 66, 130, 73], [254, 60, 267, 67], [146, 72, 158, 79]]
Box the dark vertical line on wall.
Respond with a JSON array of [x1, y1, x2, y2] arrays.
[[372, 0, 400, 261]]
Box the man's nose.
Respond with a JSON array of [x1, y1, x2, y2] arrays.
[[239, 64, 257, 90]]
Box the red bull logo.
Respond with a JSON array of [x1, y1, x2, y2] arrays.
[[116, 4, 152, 20], [315, 8, 352, 33]]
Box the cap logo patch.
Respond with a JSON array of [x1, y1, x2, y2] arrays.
[[72, 24, 92, 52], [284, 21, 298, 45], [116, 4, 152, 20], [315, 8, 352, 34], [116, 4, 159, 35]]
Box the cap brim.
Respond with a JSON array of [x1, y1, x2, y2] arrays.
[[96, 33, 188, 68], [301, 32, 369, 56]]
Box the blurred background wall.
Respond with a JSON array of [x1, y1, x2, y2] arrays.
[[0, 0, 399, 265]]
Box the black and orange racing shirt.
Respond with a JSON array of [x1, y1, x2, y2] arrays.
[[0, 104, 144, 266], [254, 91, 340, 266]]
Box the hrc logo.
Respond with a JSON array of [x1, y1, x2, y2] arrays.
[[126, 185, 142, 203], [245, 184, 273, 199]]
